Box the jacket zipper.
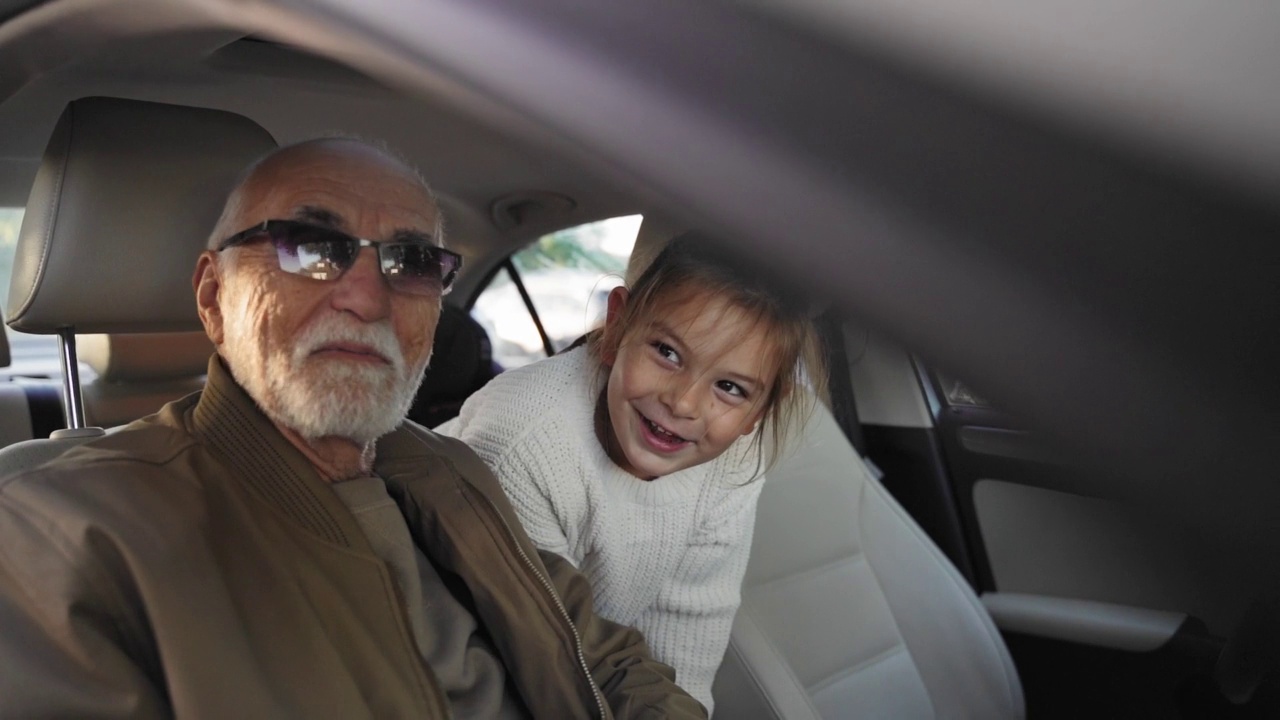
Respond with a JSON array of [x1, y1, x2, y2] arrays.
[[469, 486, 607, 720]]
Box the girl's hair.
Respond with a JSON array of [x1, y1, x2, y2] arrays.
[[588, 231, 829, 473]]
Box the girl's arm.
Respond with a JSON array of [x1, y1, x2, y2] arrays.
[[491, 446, 578, 563], [634, 478, 765, 714], [437, 381, 581, 562]]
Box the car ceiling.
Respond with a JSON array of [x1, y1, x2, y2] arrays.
[[2, 0, 1279, 578], [0, 4, 641, 265]]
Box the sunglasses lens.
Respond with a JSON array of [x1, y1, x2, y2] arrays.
[[380, 243, 460, 295], [254, 221, 459, 294], [265, 225, 347, 280]]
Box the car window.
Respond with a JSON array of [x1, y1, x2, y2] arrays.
[[0, 207, 64, 381], [471, 215, 641, 369]]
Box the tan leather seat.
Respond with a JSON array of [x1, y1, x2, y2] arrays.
[[0, 97, 275, 474], [77, 332, 213, 428]]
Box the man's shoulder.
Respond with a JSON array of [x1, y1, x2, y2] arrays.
[[383, 421, 497, 488], [0, 409, 199, 501]]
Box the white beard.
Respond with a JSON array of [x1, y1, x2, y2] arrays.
[[222, 304, 428, 445]]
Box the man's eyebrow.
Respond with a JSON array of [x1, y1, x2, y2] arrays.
[[293, 206, 345, 229], [389, 228, 436, 245]]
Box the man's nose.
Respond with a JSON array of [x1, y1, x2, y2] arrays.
[[329, 247, 392, 321]]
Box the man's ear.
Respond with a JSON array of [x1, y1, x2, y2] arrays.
[[193, 252, 225, 346], [600, 286, 629, 366]]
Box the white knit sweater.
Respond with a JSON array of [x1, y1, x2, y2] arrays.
[[437, 346, 764, 714]]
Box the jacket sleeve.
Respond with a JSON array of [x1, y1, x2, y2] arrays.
[[0, 491, 169, 718], [539, 548, 709, 720]]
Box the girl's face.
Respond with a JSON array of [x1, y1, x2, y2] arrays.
[[600, 286, 778, 480]]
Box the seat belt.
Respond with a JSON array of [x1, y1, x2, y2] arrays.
[[816, 309, 883, 481]]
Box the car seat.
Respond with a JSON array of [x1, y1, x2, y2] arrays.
[[0, 96, 276, 476], [408, 303, 501, 428], [77, 332, 214, 428]]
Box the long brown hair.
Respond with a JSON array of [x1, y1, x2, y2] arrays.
[[588, 232, 828, 475]]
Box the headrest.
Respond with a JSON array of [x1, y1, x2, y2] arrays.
[[408, 304, 499, 428], [5, 97, 277, 335], [78, 332, 213, 383], [624, 213, 687, 286], [417, 304, 495, 403]]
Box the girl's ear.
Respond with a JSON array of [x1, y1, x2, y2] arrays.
[[601, 286, 630, 365], [605, 286, 629, 326]]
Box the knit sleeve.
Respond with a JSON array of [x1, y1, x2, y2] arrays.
[[486, 436, 584, 563], [632, 476, 765, 714], [437, 366, 588, 564]]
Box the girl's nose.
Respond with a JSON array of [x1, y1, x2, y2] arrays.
[[662, 377, 700, 419]]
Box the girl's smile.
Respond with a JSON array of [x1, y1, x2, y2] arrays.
[[600, 286, 776, 480]]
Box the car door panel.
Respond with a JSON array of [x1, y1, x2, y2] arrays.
[[844, 322, 1272, 715]]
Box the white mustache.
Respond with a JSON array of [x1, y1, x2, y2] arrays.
[[292, 317, 406, 374]]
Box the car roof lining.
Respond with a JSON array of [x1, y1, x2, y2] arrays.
[[0, 2, 646, 260]]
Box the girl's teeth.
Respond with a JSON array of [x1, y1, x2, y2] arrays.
[[646, 418, 682, 441]]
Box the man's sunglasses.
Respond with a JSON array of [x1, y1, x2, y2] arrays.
[[217, 220, 462, 296]]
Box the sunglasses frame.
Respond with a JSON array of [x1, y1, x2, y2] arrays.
[[216, 219, 461, 295]]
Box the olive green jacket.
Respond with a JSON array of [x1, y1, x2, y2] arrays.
[[0, 357, 705, 719]]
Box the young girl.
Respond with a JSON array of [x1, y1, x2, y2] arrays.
[[438, 232, 826, 713]]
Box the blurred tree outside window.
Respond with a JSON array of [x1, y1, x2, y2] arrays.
[[472, 215, 641, 369]]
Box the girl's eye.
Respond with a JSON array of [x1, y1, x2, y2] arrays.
[[716, 380, 748, 399], [653, 342, 680, 364]]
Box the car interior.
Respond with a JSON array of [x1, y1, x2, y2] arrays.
[[2, 0, 1278, 717]]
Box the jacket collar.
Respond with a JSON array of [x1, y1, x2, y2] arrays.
[[190, 355, 371, 551]]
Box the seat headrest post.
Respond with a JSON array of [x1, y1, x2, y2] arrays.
[[56, 328, 84, 430]]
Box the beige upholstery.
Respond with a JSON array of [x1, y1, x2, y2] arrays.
[[712, 404, 1024, 718], [78, 332, 212, 428], [0, 97, 275, 474], [5, 96, 276, 334]]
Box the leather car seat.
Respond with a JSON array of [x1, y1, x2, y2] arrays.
[[711, 402, 1024, 719], [77, 332, 214, 428], [0, 96, 276, 476], [408, 303, 501, 429]]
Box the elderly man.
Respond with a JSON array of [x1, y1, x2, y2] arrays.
[[0, 139, 705, 718]]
